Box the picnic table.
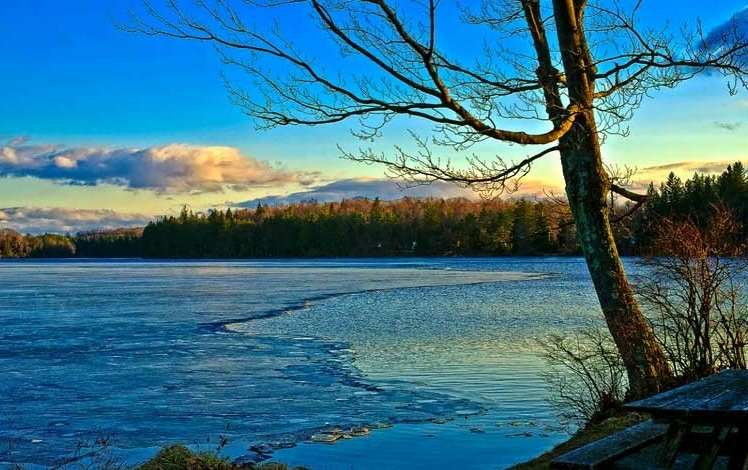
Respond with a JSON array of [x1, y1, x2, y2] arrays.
[[551, 369, 748, 469], [623, 369, 748, 469]]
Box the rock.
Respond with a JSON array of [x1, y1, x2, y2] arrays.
[[311, 433, 340, 443], [249, 443, 275, 455], [349, 426, 370, 437]]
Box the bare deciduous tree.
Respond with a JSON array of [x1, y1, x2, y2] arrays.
[[637, 209, 748, 383], [123, 0, 748, 398], [538, 326, 627, 424]]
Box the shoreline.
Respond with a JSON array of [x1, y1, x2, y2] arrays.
[[234, 409, 569, 470], [2, 395, 570, 470]]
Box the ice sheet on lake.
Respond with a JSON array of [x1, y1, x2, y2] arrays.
[[0, 259, 594, 469]]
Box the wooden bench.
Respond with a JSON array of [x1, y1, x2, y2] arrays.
[[551, 420, 668, 469], [623, 370, 748, 469]]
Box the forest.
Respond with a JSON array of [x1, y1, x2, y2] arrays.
[[1, 162, 747, 259]]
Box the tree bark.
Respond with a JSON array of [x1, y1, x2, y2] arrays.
[[551, 0, 673, 398], [559, 129, 672, 398]]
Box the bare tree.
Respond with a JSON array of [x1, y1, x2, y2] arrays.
[[538, 326, 627, 424], [637, 208, 748, 383], [123, 0, 748, 398]]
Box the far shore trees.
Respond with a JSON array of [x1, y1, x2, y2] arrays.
[[124, 1, 748, 398]]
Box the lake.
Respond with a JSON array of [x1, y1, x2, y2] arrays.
[[0, 258, 607, 469]]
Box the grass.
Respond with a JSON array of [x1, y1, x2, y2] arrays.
[[507, 412, 649, 470], [136, 445, 232, 470], [135, 444, 310, 470]]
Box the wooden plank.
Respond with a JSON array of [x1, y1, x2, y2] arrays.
[[695, 426, 731, 470], [551, 420, 668, 470], [624, 370, 748, 424], [657, 423, 689, 467]]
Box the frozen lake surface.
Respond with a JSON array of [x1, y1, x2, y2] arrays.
[[0, 258, 603, 469]]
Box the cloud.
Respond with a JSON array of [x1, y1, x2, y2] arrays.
[[714, 121, 742, 131], [639, 160, 736, 175], [6, 135, 30, 146], [0, 207, 152, 235], [508, 178, 565, 199], [626, 160, 741, 192], [0, 137, 313, 194], [236, 177, 563, 207], [700, 7, 748, 62], [237, 178, 476, 206]]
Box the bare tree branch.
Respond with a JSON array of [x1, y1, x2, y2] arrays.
[[124, 0, 748, 396], [611, 183, 647, 204]]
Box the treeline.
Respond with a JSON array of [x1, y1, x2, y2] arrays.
[[0, 228, 143, 259], [1, 162, 746, 259], [75, 228, 144, 257], [139, 197, 578, 258], [0, 230, 77, 258], [634, 162, 748, 250]]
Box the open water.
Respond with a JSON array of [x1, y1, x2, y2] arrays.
[[0, 258, 605, 469]]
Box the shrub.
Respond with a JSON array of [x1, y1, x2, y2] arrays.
[[137, 445, 232, 470], [538, 326, 627, 425], [636, 209, 748, 383], [136, 445, 310, 470]]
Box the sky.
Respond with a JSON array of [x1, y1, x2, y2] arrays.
[[1, 1, 747, 233]]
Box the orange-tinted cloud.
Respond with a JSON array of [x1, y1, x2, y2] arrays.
[[1, 138, 315, 194], [627, 160, 742, 192]]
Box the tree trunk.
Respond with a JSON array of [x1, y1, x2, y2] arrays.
[[559, 132, 672, 398], [552, 0, 673, 399]]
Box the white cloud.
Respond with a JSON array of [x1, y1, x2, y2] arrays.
[[626, 160, 741, 192], [53, 156, 77, 168], [0, 137, 316, 194], [1, 146, 20, 164], [0, 207, 152, 234], [236, 177, 563, 206], [237, 178, 476, 206]]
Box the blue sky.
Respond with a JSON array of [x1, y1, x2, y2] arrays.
[[1, 1, 747, 233]]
